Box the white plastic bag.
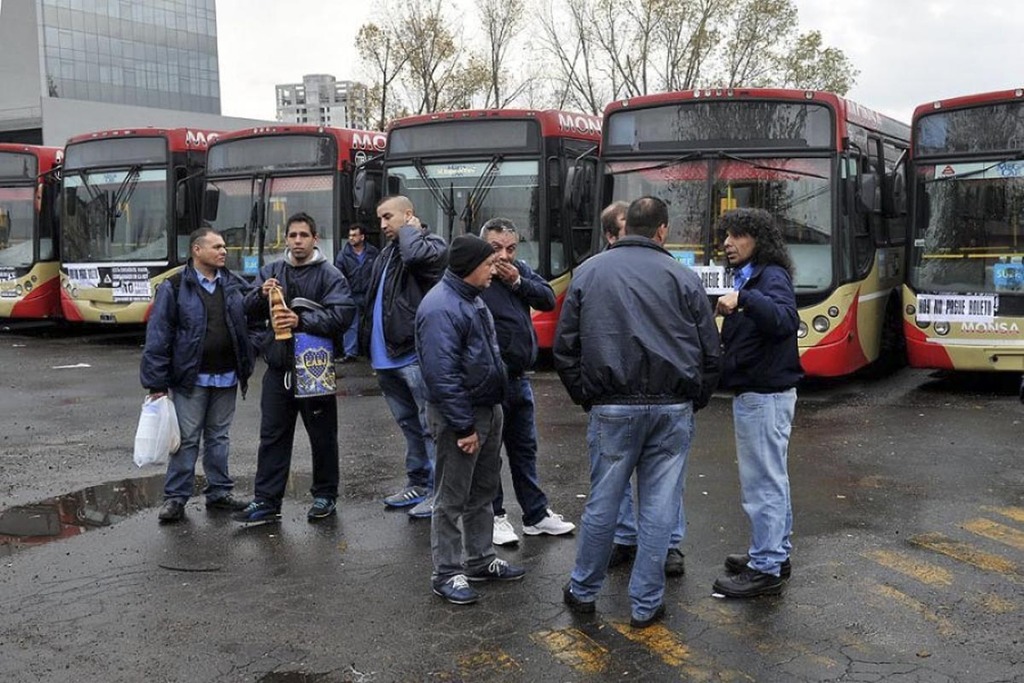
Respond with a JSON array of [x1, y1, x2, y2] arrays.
[[132, 395, 180, 467]]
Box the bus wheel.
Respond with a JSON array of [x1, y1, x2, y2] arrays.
[[866, 295, 906, 377]]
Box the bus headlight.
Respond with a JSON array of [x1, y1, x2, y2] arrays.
[[24, 281, 32, 292], [15, 285, 23, 296], [797, 321, 808, 338], [827, 306, 840, 318], [812, 315, 830, 333], [906, 304, 916, 316], [934, 321, 950, 336], [915, 318, 930, 329]]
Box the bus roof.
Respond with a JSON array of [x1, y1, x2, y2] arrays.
[[0, 143, 62, 175], [388, 109, 601, 142], [210, 124, 386, 154], [912, 88, 1024, 120], [64, 127, 223, 151], [604, 88, 908, 142]]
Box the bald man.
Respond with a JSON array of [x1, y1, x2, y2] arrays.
[[362, 195, 449, 518]]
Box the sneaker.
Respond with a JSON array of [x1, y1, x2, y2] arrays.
[[713, 566, 784, 598], [665, 548, 686, 577], [630, 603, 666, 629], [724, 553, 792, 579], [407, 498, 433, 519], [383, 485, 428, 508], [465, 558, 525, 582], [562, 582, 596, 614], [522, 509, 575, 536], [232, 500, 281, 526], [307, 497, 337, 520], [157, 499, 185, 524], [432, 574, 479, 605], [205, 494, 249, 512], [607, 543, 636, 568], [492, 514, 520, 546]]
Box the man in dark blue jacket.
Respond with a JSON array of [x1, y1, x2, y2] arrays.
[[416, 234, 524, 605], [334, 223, 379, 361], [141, 227, 255, 524], [555, 196, 720, 628], [712, 208, 803, 598], [478, 218, 575, 546], [363, 195, 448, 519], [234, 212, 354, 525]]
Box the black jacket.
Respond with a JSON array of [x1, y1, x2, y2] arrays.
[[244, 248, 354, 371], [360, 226, 447, 359], [479, 261, 555, 377], [719, 262, 803, 393], [335, 242, 380, 298], [554, 236, 720, 408]]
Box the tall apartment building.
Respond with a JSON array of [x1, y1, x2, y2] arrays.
[[276, 75, 370, 131], [0, 0, 270, 144]]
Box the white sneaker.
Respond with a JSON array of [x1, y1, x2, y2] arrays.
[[522, 509, 576, 536], [492, 514, 520, 546]]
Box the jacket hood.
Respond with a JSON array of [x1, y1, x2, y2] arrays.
[[286, 247, 327, 268]]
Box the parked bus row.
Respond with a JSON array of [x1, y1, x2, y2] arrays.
[[1, 89, 1021, 376]]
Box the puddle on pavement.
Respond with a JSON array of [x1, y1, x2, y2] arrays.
[[257, 673, 331, 683], [0, 471, 317, 558]]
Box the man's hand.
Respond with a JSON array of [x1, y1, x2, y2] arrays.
[[457, 432, 480, 455], [716, 291, 740, 316], [494, 260, 520, 286], [273, 307, 299, 330], [261, 277, 281, 298], [406, 214, 422, 229], [147, 391, 167, 400]]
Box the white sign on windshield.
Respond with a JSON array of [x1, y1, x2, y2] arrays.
[[934, 161, 1024, 180], [691, 265, 734, 295], [916, 294, 997, 323]]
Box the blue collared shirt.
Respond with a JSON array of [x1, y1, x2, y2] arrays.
[[733, 263, 755, 290], [194, 270, 238, 388]]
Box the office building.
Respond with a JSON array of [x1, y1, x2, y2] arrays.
[[276, 75, 370, 130]]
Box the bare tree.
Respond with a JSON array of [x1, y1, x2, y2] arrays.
[[721, 0, 798, 87], [475, 0, 527, 107], [537, 0, 606, 114], [356, 20, 409, 130]]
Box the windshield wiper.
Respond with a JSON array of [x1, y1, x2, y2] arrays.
[[412, 158, 457, 234], [460, 155, 503, 229], [716, 152, 829, 180], [924, 155, 1024, 183], [606, 152, 703, 176]]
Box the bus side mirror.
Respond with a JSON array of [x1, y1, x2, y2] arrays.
[[203, 187, 220, 222], [175, 182, 187, 219], [352, 168, 378, 210], [564, 165, 580, 212], [884, 170, 907, 216], [65, 187, 77, 217]]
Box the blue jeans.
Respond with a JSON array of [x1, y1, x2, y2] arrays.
[[613, 477, 686, 547], [733, 389, 796, 576], [570, 403, 693, 621], [377, 362, 434, 490], [492, 377, 549, 526], [341, 294, 365, 357], [165, 385, 238, 503]]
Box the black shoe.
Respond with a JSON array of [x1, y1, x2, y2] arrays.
[[562, 582, 596, 614], [724, 553, 792, 579], [157, 499, 185, 524], [307, 497, 337, 520], [630, 603, 666, 629], [206, 494, 249, 512], [713, 566, 784, 598], [664, 548, 686, 577], [607, 543, 637, 568]]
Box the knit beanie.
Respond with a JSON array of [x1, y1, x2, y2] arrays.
[[448, 234, 494, 278]]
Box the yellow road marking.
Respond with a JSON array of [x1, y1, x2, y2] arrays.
[[864, 550, 953, 586], [978, 593, 1018, 614], [610, 620, 753, 681], [870, 583, 956, 637], [983, 506, 1024, 524], [910, 533, 1017, 574], [456, 649, 520, 676], [531, 628, 608, 675], [964, 518, 1024, 551]]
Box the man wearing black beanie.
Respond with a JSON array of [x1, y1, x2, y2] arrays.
[[415, 234, 524, 605]]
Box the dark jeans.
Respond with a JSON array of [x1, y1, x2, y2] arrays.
[[253, 367, 339, 506], [492, 376, 549, 526]]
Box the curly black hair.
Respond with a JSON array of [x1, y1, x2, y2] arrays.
[[717, 208, 794, 277]]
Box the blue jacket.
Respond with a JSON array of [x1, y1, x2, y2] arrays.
[[416, 270, 508, 437], [554, 236, 720, 409], [719, 262, 803, 392], [479, 261, 555, 377], [140, 263, 256, 396], [360, 226, 448, 358], [244, 248, 354, 371], [334, 241, 380, 299]]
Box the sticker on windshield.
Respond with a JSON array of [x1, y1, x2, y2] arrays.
[[671, 250, 695, 266], [994, 263, 1024, 292], [243, 255, 259, 275], [915, 294, 997, 323], [691, 265, 734, 295]]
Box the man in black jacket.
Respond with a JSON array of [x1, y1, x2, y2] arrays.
[[478, 218, 575, 546], [234, 212, 354, 525], [334, 223, 379, 361], [363, 195, 448, 518], [555, 196, 720, 628]]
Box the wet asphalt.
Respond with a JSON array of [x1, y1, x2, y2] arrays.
[[0, 324, 1022, 682]]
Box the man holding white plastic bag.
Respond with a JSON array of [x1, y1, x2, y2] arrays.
[[140, 226, 256, 524]]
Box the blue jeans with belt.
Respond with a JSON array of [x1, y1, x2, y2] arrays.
[[569, 403, 693, 622]]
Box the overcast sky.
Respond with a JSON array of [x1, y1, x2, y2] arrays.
[[37, 0, 1023, 125]]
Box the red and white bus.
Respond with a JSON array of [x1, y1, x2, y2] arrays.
[[599, 89, 910, 377], [383, 109, 602, 349], [903, 88, 1024, 372], [202, 125, 386, 277], [59, 128, 216, 324], [0, 144, 62, 320]]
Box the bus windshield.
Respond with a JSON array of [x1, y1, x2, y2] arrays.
[[909, 162, 1024, 294], [62, 168, 168, 263], [387, 160, 542, 271], [0, 187, 36, 268], [605, 156, 833, 291]]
